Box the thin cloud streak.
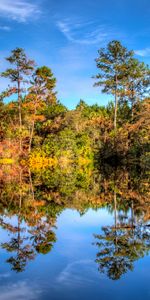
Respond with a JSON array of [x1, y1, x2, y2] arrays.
[[56, 259, 97, 287], [0, 25, 11, 31], [56, 19, 112, 45], [0, 0, 41, 22], [135, 48, 150, 57]]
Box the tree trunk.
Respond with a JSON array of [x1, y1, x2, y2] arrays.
[[114, 190, 117, 229], [29, 120, 35, 153], [18, 77, 22, 152], [29, 97, 37, 153], [131, 201, 134, 229], [114, 75, 118, 130], [28, 169, 34, 200]]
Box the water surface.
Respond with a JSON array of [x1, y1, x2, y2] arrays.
[[0, 163, 149, 300]]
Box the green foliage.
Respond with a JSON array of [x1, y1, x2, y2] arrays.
[[0, 43, 149, 166], [94, 40, 133, 94], [94, 40, 150, 129]]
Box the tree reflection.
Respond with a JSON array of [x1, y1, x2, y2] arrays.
[[1, 214, 57, 272], [94, 223, 150, 280], [0, 162, 149, 273], [2, 232, 35, 272], [0, 166, 58, 272], [94, 181, 150, 280]]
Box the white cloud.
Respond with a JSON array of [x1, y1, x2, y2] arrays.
[[0, 0, 40, 22], [0, 281, 41, 300], [0, 273, 10, 279], [135, 48, 150, 57], [56, 259, 99, 287], [56, 19, 111, 45], [0, 25, 11, 31]]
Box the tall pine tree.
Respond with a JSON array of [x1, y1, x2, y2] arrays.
[[1, 48, 35, 151], [94, 41, 133, 129]]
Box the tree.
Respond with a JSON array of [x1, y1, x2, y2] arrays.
[[33, 66, 56, 105], [94, 40, 133, 129], [121, 58, 150, 118], [24, 66, 57, 152], [1, 48, 35, 151]]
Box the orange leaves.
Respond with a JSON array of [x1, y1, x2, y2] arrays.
[[88, 115, 113, 131], [0, 139, 20, 159], [7, 102, 16, 109]]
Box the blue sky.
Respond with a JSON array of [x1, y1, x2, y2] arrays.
[[0, 0, 149, 109]]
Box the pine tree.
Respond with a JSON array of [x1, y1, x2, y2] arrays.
[[122, 58, 150, 118], [33, 66, 57, 105], [94, 40, 133, 129], [1, 48, 35, 151], [25, 66, 57, 152]]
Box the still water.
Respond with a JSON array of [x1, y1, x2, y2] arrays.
[[0, 164, 149, 299]]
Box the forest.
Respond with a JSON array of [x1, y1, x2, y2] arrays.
[[0, 40, 149, 170], [0, 40, 149, 277]]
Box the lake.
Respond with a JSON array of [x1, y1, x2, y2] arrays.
[[0, 163, 149, 300]]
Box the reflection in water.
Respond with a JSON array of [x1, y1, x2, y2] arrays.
[[93, 165, 150, 280], [1, 214, 57, 272], [0, 162, 149, 278], [94, 213, 150, 280], [0, 165, 59, 272], [1, 216, 35, 273], [0, 281, 41, 300]]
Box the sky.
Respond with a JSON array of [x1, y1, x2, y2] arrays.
[[0, 0, 149, 109]]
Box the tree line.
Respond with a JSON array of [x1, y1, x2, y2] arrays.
[[0, 40, 149, 166]]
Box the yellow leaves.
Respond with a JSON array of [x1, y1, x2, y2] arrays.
[[59, 156, 72, 169], [78, 156, 91, 167], [29, 153, 58, 170], [0, 158, 14, 164]]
